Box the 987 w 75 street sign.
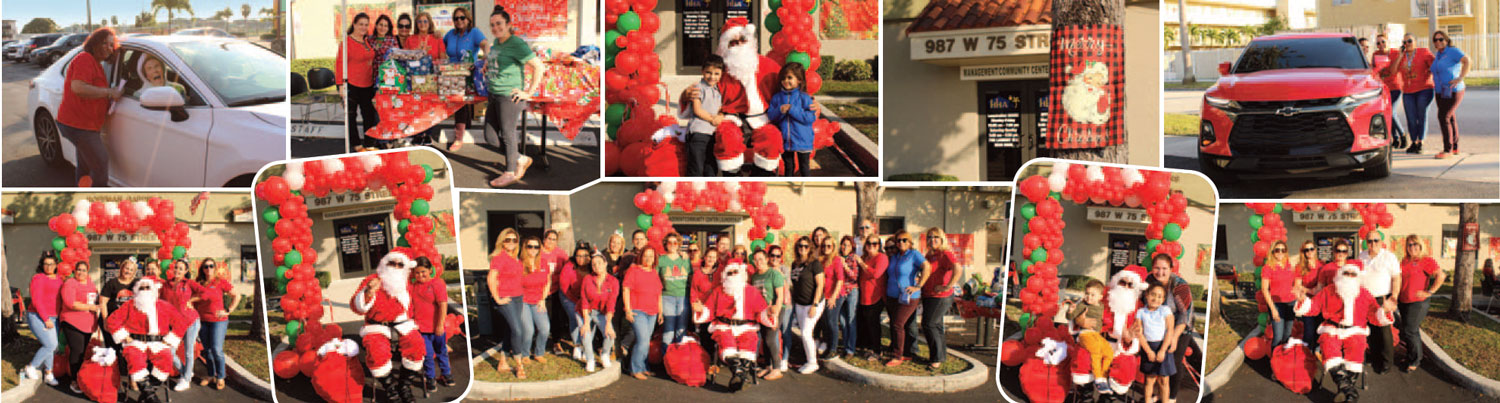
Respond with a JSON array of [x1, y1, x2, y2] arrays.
[[909, 25, 1051, 60]]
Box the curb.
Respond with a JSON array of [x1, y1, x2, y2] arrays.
[[1203, 326, 1261, 394], [225, 349, 275, 400], [822, 349, 988, 393], [1419, 296, 1500, 397], [5, 375, 42, 401], [464, 344, 620, 400], [818, 106, 879, 175]]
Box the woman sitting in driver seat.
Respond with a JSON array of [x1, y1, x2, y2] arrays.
[[134, 54, 184, 98]]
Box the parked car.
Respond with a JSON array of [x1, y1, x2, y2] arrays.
[[1197, 33, 1392, 181], [172, 28, 234, 38], [27, 35, 286, 187], [3, 39, 25, 61], [31, 33, 87, 67], [16, 33, 62, 62]]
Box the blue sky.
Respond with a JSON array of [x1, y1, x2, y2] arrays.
[[4, 0, 279, 27]]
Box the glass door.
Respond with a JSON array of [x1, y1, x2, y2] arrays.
[[980, 79, 1048, 181]]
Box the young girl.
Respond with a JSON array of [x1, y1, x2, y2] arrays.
[[767, 63, 818, 177], [1137, 283, 1176, 403]]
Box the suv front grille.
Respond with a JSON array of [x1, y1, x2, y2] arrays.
[[1229, 112, 1353, 156], [1236, 97, 1342, 110]]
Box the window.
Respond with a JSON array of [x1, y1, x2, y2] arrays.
[[1216, 224, 1228, 260], [1445, 25, 1464, 36], [876, 216, 906, 236], [1332, 0, 1352, 5], [168, 40, 285, 106], [986, 220, 1006, 264], [1442, 227, 1459, 258], [113, 47, 204, 106], [1234, 37, 1368, 74]]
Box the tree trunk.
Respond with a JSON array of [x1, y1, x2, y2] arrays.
[[1049, 0, 1128, 164], [549, 195, 575, 250], [1176, 0, 1195, 84], [854, 182, 880, 233], [1452, 203, 1476, 322], [250, 277, 265, 340]]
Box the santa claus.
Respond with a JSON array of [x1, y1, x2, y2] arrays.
[[1060, 61, 1111, 125], [106, 277, 188, 384], [1293, 264, 1394, 401], [693, 259, 774, 386], [685, 16, 784, 174], [350, 249, 427, 402], [1083, 264, 1147, 395]]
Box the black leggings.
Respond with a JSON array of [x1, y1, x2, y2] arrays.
[[346, 84, 379, 151], [855, 303, 884, 353], [782, 151, 811, 177], [61, 321, 90, 383]]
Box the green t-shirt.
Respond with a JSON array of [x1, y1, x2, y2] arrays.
[[485, 35, 534, 96], [751, 269, 786, 308], [657, 255, 691, 297]]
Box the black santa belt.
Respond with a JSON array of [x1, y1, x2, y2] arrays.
[[129, 333, 165, 342], [716, 318, 756, 326]]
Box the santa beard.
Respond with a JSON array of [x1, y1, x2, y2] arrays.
[[134, 288, 161, 333], [721, 41, 759, 84], [376, 265, 411, 310], [1333, 274, 1361, 326], [1106, 286, 1140, 339]]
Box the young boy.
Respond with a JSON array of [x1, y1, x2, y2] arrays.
[[681, 55, 727, 177], [1066, 279, 1113, 393]]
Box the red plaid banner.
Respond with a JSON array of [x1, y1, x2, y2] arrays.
[[1047, 24, 1124, 149]]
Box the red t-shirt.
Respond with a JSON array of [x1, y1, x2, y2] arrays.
[[411, 277, 446, 333], [578, 275, 620, 314], [489, 254, 524, 299], [335, 36, 376, 88], [192, 279, 235, 322], [690, 269, 718, 305], [162, 278, 202, 321], [1399, 257, 1440, 304], [1373, 48, 1404, 91], [1316, 260, 1363, 290], [29, 273, 64, 318], [60, 277, 99, 333], [521, 265, 551, 305], [57, 51, 111, 131], [403, 34, 446, 62], [858, 254, 889, 306], [922, 251, 959, 298], [622, 265, 663, 316], [541, 249, 569, 296], [1260, 263, 1297, 303], [1297, 261, 1322, 293], [822, 258, 845, 299], [1399, 48, 1435, 93], [557, 262, 585, 302]]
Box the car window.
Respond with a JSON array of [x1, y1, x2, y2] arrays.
[[168, 40, 284, 106], [113, 47, 206, 107], [1234, 37, 1367, 74]]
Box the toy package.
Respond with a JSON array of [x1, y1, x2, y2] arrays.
[[376, 59, 408, 94], [410, 74, 438, 94], [437, 75, 467, 96], [471, 57, 489, 98]]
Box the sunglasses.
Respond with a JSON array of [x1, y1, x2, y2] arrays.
[[398, 24, 411, 29], [821, 244, 835, 249], [1335, 249, 1351, 254], [525, 245, 541, 250], [1403, 39, 1414, 43], [796, 244, 810, 249], [1434, 37, 1448, 42], [1272, 248, 1287, 253], [503, 238, 518, 243], [898, 239, 912, 244], [770, 254, 783, 258], [859, 225, 872, 229], [866, 241, 881, 246], [1367, 239, 1381, 243], [1302, 247, 1316, 252], [454, 16, 468, 21]]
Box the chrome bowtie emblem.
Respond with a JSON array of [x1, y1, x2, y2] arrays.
[[1275, 106, 1301, 117]]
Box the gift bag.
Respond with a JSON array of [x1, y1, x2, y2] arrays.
[[377, 60, 408, 94], [648, 336, 666, 366], [78, 344, 120, 403], [312, 339, 365, 403], [1019, 357, 1070, 403], [664, 336, 711, 387], [471, 57, 489, 98], [1270, 339, 1318, 394]]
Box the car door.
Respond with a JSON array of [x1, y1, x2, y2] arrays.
[[102, 46, 211, 186]]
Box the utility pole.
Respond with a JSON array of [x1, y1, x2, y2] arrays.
[[1177, 0, 1195, 84]]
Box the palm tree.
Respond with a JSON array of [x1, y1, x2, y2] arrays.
[[213, 7, 234, 21], [151, 0, 195, 32], [548, 195, 575, 254], [1176, 0, 1195, 84], [241, 4, 251, 21]]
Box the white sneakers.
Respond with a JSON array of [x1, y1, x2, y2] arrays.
[[602, 356, 614, 369], [586, 359, 598, 373], [798, 363, 820, 374], [573, 347, 583, 361], [173, 378, 191, 391], [44, 373, 58, 386], [778, 360, 789, 372], [22, 366, 40, 381]]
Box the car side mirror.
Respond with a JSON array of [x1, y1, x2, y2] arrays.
[[1218, 62, 1232, 75], [140, 86, 185, 109]]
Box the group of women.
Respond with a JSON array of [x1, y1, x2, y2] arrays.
[[336, 5, 546, 188], [1258, 235, 1446, 374], [1372, 31, 1472, 158], [21, 253, 243, 394], [485, 225, 967, 382]]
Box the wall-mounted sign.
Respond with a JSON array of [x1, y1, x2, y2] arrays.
[[909, 25, 1051, 61], [670, 213, 750, 226], [86, 232, 160, 244], [324, 205, 396, 221], [985, 91, 1021, 148], [1462, 222, 1479, 251], [1100, 225, 1146, 235], [1047, 24, 1124, 149], [961, 63, 1048, 81], [1291, 210, 1363, 224], [1086, 206, 1151, 226], [307, 189, 394, 210]]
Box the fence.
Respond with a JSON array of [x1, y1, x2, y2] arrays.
[[1164, 32, 1498, 83], [1414, 33, 1499, 71]]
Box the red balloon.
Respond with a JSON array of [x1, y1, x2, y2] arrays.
[[1001, 340, 1027, 366], [1244, 336, 1269, 360], [1020, 175, 1050, 202], [299, 349, 319, 377], [274, 350, 301, 379]]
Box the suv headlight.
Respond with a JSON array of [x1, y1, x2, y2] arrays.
[[1340, 88, 1383, 108], [1205, 95, 1237, 110]]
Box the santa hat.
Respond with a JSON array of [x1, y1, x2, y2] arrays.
[[714, 119, 746, 172], [717, 17, 755, 55], [750, 125, 783, 172], [1110, 265, 1149, 291], [133, 276, 162, 293]]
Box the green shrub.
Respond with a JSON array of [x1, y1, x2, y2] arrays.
[[291, 58, 335, 78], [833, 59, 873, 81], [1190, 284, 1206, 303], [887, 173, 959, 181], [317, 271, 332, 288], [817, 55, 835, 79], [868, 56, 879, 79]]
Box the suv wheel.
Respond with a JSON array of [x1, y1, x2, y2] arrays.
[[33, 110, 68, 168], [1362, 145, 1393, 179]]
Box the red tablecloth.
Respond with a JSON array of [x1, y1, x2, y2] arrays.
[[366, 93, 483, 141], [366, 55, 599, 141]]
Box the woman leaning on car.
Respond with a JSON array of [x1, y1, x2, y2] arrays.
[[336, 13, 379, 153], [58, 27, 123, 188]]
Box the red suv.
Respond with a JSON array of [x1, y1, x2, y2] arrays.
[[1198, 33, 1392, 180]]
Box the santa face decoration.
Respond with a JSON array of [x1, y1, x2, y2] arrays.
[[1048, 24, 1124, 149]]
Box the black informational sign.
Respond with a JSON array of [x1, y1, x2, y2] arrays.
[[337, 221, 363, 275], [985, 91, 1021, 148], [680, 0, 712, 70], [725, 0, 751, 23], [1036, 89, 1050, 145], [365, 220, 390, 271]]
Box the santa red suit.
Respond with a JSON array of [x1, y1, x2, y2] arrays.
[[692, 259, 775, 362], [1293, 264, 1394, 374], [715, 17, 784, 173], [350, 250, 427, 378], [105, 277, 188, 382], [1075, 264, 1147, 394]]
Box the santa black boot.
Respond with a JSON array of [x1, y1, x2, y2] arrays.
[[1343, 370, 1362, 403]]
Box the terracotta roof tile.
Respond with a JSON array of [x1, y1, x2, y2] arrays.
[[907, 0, 1051, 33]]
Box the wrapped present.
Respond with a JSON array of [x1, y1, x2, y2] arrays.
[[471, 57, 489, 98], [410, 74, 438, 94], [388, 48, 427, 61], [376, 59, 408, 94], [437, 75, 467, 96], [403, 57, 434, 76], [438, 62, 471, 76]]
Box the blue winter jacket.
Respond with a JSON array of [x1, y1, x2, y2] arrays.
[[767, 88, 816, 152]]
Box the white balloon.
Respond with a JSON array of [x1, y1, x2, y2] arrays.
[[1124, 194, 1142, 207], [658, 181, 677, 194], [324, 157, 345, 173], [360, 155, 382, 172], [1122, 168, 1144, 187], [104, 202, 121, 218], [73, 200, 92, 227], [723, 182, 740, 195], [134, 201, 152, 220], [1053, 161, 1072, 176], [729, 199, 742, 212], [1085, 165, 1106, 183], [691, 180, 707, 191], [1339, 203, 1352, 211], [286, 172, 306, 191], [1047, 174, 1067, 192], [286, 161, 305, 175]]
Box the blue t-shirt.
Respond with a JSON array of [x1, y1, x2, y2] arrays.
[[886, 249, 926, 299], [1431, 46, 1466, 97], [443, 28, 487, 63], [1136, 305, 1173, 342]]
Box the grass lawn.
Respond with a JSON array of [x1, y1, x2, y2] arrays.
[[1465, 77, 1499, 88], [1164, 81, 1215, 91], [472, 352, 590, 383], [1206, 298, 1260, 373], [844, 335, 972, 376], [1164, 113, 1199, 136], [1421, 298, 1500, 380], [817, 80, 877, 98], [3, 328, 42, 391], [227, 305, 270, 382], [824, 99, 878, 143]]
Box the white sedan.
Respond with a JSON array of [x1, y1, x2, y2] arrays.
[[26, 35, 286, 187]]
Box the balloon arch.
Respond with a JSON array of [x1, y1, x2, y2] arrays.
[[253, 150, 443, 349], [629, 181, 786, 251], [1002, 162, 1192, 402], [45, 198, 192, 277]]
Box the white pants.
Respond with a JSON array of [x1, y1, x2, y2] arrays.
[[793, 302, 824, 366]]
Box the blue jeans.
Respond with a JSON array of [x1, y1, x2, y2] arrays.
[[1269, 302, 1295, 346], [660, 295, 688, 344], [173, 318, 201, 379], [26, 313, 58, 371], [838, 290, 859, 354], [1388, 90, 1406, 137], [821, 295, 850, 353], [199, 320, 229, 379], [628, 310, 658, 374], [526, 303, 551, 357], [422, 332, 451, 378], [778, 306, 793, 365], [1398, 299, 1430, 367], [1403, 88, 1434, 142], [495, 297, 529, 357], [581, 311, 616, 364], [57, 122, 110, 187], [1301, 315, 1322, 352], [559, 294, 580, 348]]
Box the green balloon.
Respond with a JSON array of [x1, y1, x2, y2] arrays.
[[809, 0, 819, 14], [769, 0, 782, 9], [398, 219, 411, 234], [410, 199, 431, 216], [172, 246, 186, 259], [1050, 191, 1062, 200], [1018, 313, 1032, 328], [286, 320, 303, 339], [1256, 312, 1268, 326], [606, 54, 616, 70], [606, 124, 619, 140], [262, 207, 280, 224], [1273, 204, 1283, 214], [1163, 223, 1183, 241], [1020, 203, 1037, 220], [277, 265, 290, 281], [662, 203, 672, 214], [785, 51, 811, 69], [1030, 248, 1048, 263], [1250, 232, 1259, 243], [1146, 239, 1162, 254], [397, 236, 410, 247], [616, 11, 641, 32], [1017, 260, 1032, 276], [284, 250, 303, 266], [606, 103, 627, 126], [276, 281, 286, 294], [751, 240, 767, 251], [52, 236, 66, 251], [267, 226, 278, 240], [1248, 215, 1263, 229], [422, 165, 434, 183], [637, 214, 653, 230], [764, 14, 782, 33], [764, 232, 776, 244], [605, 30, 623, 53]]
